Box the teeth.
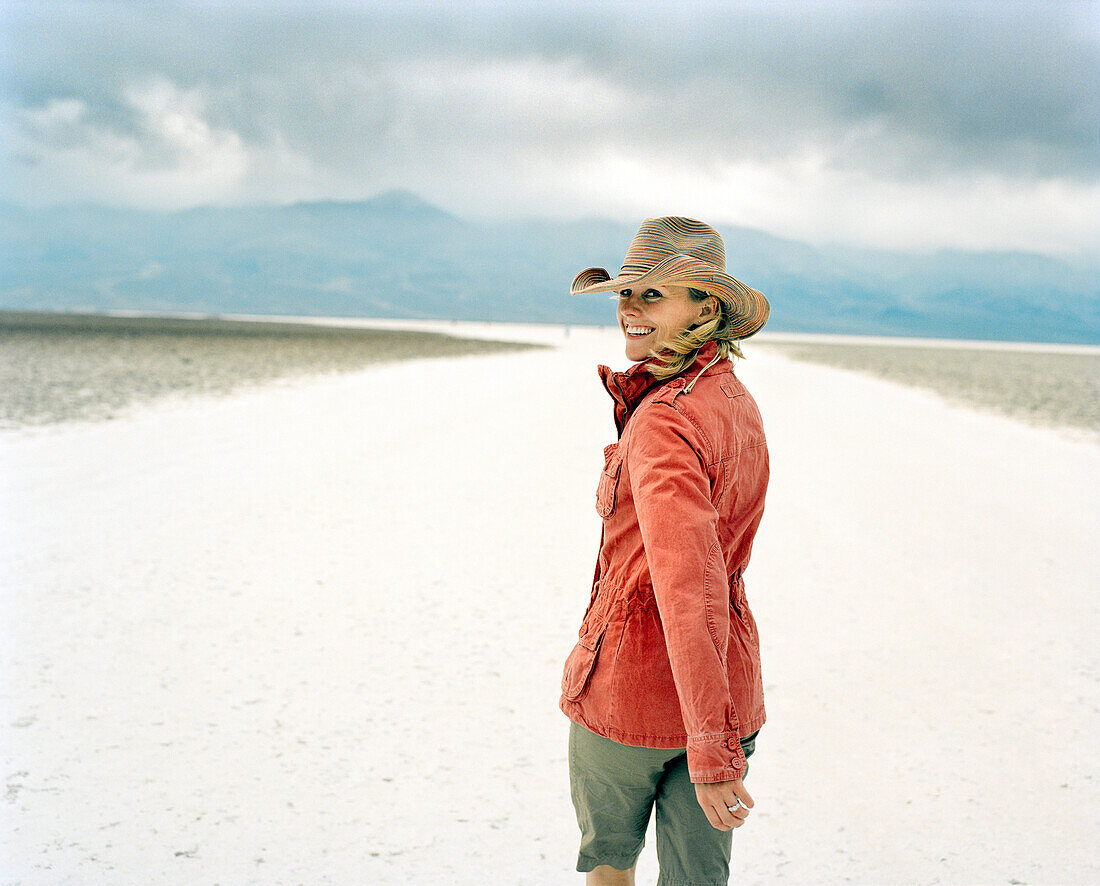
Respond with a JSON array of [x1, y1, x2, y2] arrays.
[[626, 326, 654, 335]]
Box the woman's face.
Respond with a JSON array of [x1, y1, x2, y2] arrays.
[[616, 283, 714, 362]]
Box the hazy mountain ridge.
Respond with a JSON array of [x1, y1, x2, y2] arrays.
[[1, 190, 1097, 343]]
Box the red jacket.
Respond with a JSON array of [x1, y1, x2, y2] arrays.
[[560, 339, 769, 783]]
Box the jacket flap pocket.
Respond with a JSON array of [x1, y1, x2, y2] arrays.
[[720, 379, 745, 399], [728, 570, 750, 620], [561, 601, 615, 700]]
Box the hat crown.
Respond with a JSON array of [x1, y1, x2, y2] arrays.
[[620, 217, 726, 278]]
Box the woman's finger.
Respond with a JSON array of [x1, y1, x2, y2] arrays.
[[732, 782, 755, 809], [725, 796, 750, 822], [714, 801, 738, 830], [703, 801, 730, 831]]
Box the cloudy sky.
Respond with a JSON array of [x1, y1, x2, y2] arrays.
[[2, 0, 1097, 255]]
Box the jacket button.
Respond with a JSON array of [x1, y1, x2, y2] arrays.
[[726, 737, 739, 750], [670, 379, 685, 389]]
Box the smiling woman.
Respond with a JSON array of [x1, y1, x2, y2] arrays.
[[562, 217, 772, 885]]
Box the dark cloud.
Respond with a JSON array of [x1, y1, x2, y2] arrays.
[[5, 2, 1095, 165], [1, 0, 1096, 248]]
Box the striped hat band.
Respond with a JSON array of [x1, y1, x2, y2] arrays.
[[571, 216, 769, 340]]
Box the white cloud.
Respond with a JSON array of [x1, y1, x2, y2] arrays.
[[540, 152, 1100, 255], [126, 80, 241, 164], [392, 56, 628, 122], [24, 97, 88, 130], [6, 78, 251, 208]]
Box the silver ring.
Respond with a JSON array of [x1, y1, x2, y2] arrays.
[[726, 799, 742, 812]]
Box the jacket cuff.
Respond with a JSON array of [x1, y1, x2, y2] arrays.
[[687, 731, 748, 783]]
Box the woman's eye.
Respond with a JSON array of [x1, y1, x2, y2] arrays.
[[617, 290, 632, 299], [642, 290, 662, 301]]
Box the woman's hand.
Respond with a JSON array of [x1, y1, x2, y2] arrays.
[[694, 778, 754, 831]]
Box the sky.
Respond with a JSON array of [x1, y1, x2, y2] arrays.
[[1, 0, 1098, 256]]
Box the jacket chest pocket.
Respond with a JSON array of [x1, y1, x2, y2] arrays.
[[595, 443, 624, 518]]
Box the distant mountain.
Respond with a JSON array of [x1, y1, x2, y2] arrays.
[[1, 190, 1097, 344]]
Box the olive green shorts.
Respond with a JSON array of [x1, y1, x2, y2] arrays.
[[568, 721, 759, 885]]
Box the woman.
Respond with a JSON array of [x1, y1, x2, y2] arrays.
[[560, 217, 771, 885]]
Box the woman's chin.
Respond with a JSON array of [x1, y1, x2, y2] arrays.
[[623, 332, 659, 362]]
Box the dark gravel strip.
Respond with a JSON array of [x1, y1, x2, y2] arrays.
[[2, 310, 545, 429], [755, 340, 1100, 434]]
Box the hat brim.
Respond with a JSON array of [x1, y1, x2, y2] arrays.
[[571, 254, 770, 339]]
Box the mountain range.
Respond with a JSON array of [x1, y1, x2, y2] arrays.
[[1, 189, 1097, 344]]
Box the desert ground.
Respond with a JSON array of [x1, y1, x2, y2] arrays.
[[2, 316, 1097, 884]]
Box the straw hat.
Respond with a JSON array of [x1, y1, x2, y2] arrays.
[[571, 216, 770, 339]]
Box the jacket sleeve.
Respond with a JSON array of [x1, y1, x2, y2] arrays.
[[627, 401, 748, 783]]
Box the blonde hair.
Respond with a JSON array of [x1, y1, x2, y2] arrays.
[[644, 287, 746, 380]]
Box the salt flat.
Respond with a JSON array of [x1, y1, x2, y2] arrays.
[[1, 323, 1097, 885]]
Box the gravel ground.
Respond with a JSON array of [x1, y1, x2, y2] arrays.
[[7, 310, 1096, 438], [1, 310, 544, 429], [755, 340, 1100, 435]]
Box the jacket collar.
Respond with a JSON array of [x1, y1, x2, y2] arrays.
[[598, 339, 729, 434]]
